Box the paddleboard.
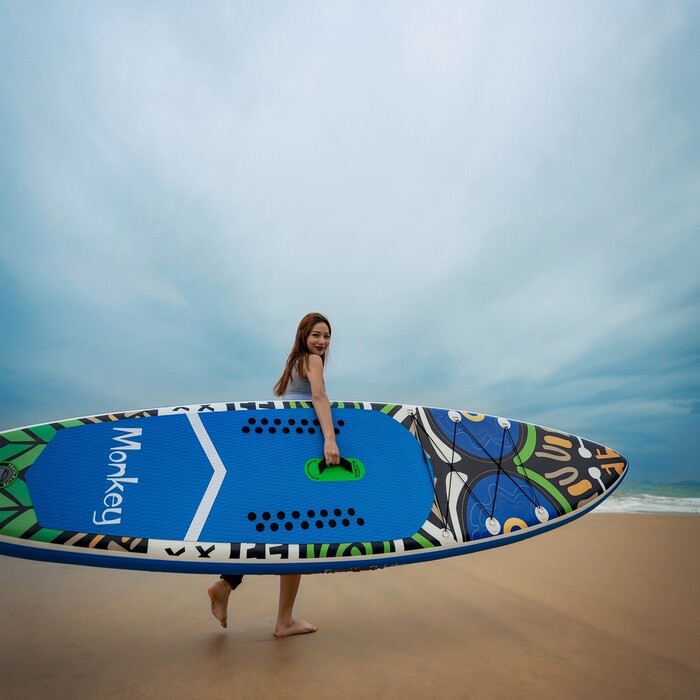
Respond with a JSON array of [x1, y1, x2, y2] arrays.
[[0, 400, 628, 574]]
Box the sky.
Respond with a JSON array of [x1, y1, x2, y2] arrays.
[[1, 1, 698, 483]]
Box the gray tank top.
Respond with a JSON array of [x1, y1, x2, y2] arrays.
[[283, 369, 312, 399]]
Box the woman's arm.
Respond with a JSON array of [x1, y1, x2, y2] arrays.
[[306, 354, 340, 465]]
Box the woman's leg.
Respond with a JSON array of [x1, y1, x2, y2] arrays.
[[273, 574, 318, 637], [207, 575, 243, 628]]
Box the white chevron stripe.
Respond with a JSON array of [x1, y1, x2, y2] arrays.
[[185, 412, 227, 542]]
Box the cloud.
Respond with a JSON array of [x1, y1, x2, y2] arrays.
[[1, 1, 698, 482]]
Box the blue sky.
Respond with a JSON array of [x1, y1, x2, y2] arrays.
[[1, 1, 698, 482]]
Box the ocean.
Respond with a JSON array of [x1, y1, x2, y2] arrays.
[[595, 481, 700, 515]]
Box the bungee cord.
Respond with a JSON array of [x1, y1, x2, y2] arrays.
[[409, 411, 489, 536], [410, 413, 453, 533], [453, 418, 544, 512], [408, 409, 545, 540], [504, 426, 542, 508]]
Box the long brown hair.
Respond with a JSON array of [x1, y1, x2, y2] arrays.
[[273, 312, 332, 397]]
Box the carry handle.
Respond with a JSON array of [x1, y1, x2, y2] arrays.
[[318, 457, 354, 475]]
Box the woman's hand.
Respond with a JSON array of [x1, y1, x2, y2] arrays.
[[307, 354, 341, 465], [324, 437, 340, 465]]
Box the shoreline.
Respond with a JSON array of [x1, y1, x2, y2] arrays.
[[2, 514, 699, 699]]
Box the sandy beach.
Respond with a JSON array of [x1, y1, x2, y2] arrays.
[[1, 514, 698, 699]]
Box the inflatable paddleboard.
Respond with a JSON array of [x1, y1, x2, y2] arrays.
[[0, 400, 627, 574]]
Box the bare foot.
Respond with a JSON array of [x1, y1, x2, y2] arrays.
[[207, 580, 231, 629], [273, 617, 319, 638]]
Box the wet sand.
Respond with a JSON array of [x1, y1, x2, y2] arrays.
[[2, 514, 699, 699]]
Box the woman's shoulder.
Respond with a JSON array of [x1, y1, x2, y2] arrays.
[[304, 353, 324, 376], [307, 353, 323, 366]]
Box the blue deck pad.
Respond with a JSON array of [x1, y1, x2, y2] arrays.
[[26, 408, 435, 544], [427, 409, 522, 462], [198, 408, 433, 543], [26, 415, 213, 540]]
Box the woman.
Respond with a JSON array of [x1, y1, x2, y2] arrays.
[[207, 312, 340, 637]]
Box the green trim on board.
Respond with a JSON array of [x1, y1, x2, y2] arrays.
[[0, 444, 29, 462], [30, 424, 58, 442], [411, 533, 435, 549], [3, 510, 37, 538], [0, 491, 17, 508], [2, 429, 34, 443], [516, 466, 572, 513], [11, 446, 46, 471], [6, 476, 31, 505], [59, 420, 84, 429], [514, 423, 538, 465], [29, 527, 63, 543]]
